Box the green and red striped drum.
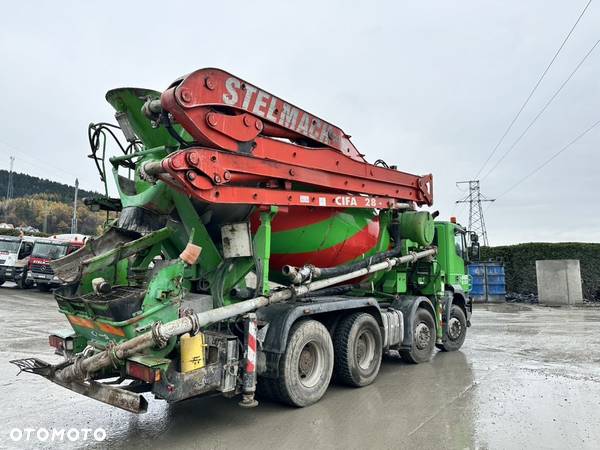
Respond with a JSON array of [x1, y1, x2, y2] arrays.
[[251, 207, 389, 273]]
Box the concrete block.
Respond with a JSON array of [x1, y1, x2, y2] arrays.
[[536, 259, 583, 305]]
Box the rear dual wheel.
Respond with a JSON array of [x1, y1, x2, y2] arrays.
[[333, 312, 382, 387], [262, 312, 383, 406], [272, 320, 334, 407]]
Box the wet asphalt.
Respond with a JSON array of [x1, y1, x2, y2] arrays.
[[0, 285, 599, 450]]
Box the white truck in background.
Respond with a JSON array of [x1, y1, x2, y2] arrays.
[[0, 235, 37, 288]]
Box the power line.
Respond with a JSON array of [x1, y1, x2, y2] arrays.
[[482, 37, 600, 181], [455, 180, 495, 246], [0, 141, 97, 193], [0, 138, 80, 179], [493, 118, 600, 201], [474, 0, 593, 178], [449, 184, 470, 216]]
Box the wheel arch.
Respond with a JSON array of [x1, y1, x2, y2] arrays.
[[444, 285, 472, 326], [390, 295, 435, 351]]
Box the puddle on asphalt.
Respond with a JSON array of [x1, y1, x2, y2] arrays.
[[476, 303, 533, 313]]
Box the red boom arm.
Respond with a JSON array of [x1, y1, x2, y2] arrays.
[[156, 68, 433, 208]]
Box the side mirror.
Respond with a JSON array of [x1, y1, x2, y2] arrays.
[[469, 242, 480, 261]]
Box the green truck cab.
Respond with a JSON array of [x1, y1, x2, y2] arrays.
[[435, 220, 473, 293], [434, 219, 474, 329]]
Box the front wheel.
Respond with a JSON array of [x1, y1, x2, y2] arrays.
[[16, 273, 32, 289], [275, 320, 334, 407], [436, 305, 467, 352], [333, 312, 382, 387], [400, 308, 436, 364]]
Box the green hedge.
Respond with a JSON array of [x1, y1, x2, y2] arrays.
[[0, 229, 49, 237], [481, 243, 600, 300]]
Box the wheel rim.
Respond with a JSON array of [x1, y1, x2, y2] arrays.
[[356, 329, 376, 370], [298, 340, 324, 388], [415, 322, 431, 350], [447, 317, 462, 340]]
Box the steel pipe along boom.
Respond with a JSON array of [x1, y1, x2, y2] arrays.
[[55, 248, 436, 382]]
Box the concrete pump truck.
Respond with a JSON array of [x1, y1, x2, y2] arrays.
[[12, 68, 473, 412]]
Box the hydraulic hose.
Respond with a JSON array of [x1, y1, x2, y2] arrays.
[[282, 247, 404, 284], [283, 216, 404, 284]]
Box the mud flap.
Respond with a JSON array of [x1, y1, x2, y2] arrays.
[[10, 358, 148, 414]]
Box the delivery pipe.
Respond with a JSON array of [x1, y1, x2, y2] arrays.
[[55, 247, 436, 382]]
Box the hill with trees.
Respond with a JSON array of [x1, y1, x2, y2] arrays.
[[0, 169, 97, 203], [0, 171, 104, 236]]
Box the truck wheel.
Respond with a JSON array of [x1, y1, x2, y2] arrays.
[[275, 320, 334, 407], [17, 273, 32, 289], [333, 312, 382, 387], [436, 305, 467, 352], [400, 308, 436, 364], [0, 278, 5, 287], [38, 284, 50, 292]]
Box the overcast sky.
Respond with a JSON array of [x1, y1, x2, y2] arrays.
[[0, 0, 598, 245]]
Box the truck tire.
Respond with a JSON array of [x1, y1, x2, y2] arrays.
[[0, 278, 5, 287], [274, 319, 334, 407], [333, 312, 382, 387], [16, 273, 32, 289], [436, 305, 467, 352], [400, 308, 436, 364], [38, 284, 51, 292]]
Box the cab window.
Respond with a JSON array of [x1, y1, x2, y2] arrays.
[[454, 230, 467, 261], [18, 242, 33, 259]]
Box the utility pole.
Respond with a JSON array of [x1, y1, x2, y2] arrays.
[[6, 156, 14, 200], [71, 178, 79, 234], [4, 156, 15, 222], [43, 208, 48, 234], [455, 180, 495, 246]]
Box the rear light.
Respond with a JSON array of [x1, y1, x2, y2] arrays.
[[126, 361, 161, 383], [48, 335, 62, 350], [49, 335, 73, 351]]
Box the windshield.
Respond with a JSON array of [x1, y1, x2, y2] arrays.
[[0, 239, 20, 253], [32, 242, 68, 260]]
